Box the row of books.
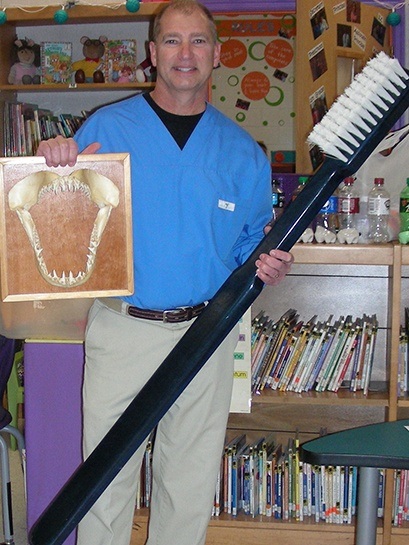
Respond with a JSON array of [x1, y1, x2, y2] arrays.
[[251, 309, 378, 395], [41, 39, 138, 84], [135, 432, 409, 526], [135, 432, 387, 523], [3, 101, 87, 157], [136, 435, 153, 509], [212, 434, 370, 522], [393, 468, 409, 526], [397, 307, 409, 396]]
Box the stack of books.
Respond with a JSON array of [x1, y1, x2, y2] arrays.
[[212, 433, 371, 523], [134, 431, 386, 523], [2, 100, 88, 156], [392, 468, 409, 526], [397, 307, 409, 397], [251, 309, 378, 395], [135, 434, 154, 509]]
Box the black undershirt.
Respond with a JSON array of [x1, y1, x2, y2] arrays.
[[144, 92, 204, 150]]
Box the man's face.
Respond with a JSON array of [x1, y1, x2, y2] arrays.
[[149, 7, 220, 99]]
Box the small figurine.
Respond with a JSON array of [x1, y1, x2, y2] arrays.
[[71, 35, 108, 83], [9, 38, 41, 85], [135, 56, 156, 83]]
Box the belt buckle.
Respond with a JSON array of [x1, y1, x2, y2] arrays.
[[163, 306, 193, 323], [162, 309, 181, 323]]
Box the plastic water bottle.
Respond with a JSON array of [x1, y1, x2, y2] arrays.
[[314, 192, 338, 243], [271, 178, 285, 223], [337, 177, 360, 244], [399, 178, 409, 244], [367, 177, 390, 244], [291, 176, 309, 201]]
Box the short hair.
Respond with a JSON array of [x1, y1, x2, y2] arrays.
[[152, 0, 218, 44]]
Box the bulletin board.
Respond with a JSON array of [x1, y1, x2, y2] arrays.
[[295, 0, 391, 173], [212, 11, 296, 172]]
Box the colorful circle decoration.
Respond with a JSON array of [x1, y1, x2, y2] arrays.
[[265, 39, 294, 69], [241, 72, 270, 101], [220, 39, 247, 69], [264, 86, 284, 107], [281, 13, 296, 31], [227, 75, 240, 87], [248, 41, 266, 61]]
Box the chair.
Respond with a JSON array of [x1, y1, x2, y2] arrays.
[[6, 351, 24, 451], [300, 419, 409, 545], [0, 336, 26, 545]]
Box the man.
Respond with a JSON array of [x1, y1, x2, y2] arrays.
[[37, 1, 293, 544]]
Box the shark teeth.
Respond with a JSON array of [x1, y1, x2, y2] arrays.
[[38, 176, 92, 200], [48, 269, 87, 286], [14, 175, 111, 288], [28, 212, 98, 287], [10, 169, 120, 289]]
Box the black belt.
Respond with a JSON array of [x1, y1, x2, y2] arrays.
[[101, 299, 207, 323], [127, 303, 207, 323]]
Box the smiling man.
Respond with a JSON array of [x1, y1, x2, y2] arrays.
[[36, 2, 293, 545]]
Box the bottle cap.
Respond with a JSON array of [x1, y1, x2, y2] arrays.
[[298, 176, 309, 184], [399, 231, 409, 244], [374, 177, 384, 184], [344, 176, 354, 184]]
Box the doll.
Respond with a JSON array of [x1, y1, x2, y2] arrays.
[[9, 38, 41, 85]]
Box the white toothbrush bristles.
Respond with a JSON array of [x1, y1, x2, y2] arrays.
[[307, 52, 408, 162]]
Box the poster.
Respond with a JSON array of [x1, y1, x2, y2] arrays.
[[212, 12, 296, 169]]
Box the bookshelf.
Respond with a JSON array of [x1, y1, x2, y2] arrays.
[[0, 2, 167, 154], [130, 242, 407, 545]]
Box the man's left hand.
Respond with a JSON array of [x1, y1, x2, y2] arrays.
[[255, 248, 293, 286]]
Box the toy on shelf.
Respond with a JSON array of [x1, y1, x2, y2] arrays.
[[71, 35, 107, 84], [8, 38, 41, 85], [135, 56, 156, 83]]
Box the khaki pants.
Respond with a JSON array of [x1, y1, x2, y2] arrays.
[[77, 299, 238, 545]]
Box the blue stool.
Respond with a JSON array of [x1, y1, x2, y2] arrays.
[[0, 337, 26, 545], [300, 419, 409, 545]]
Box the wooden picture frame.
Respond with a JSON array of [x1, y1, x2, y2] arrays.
[[0, 154, 133, 301]]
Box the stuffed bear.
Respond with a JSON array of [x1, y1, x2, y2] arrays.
[[9, 38, 41, 85], [71, 35, 108, 83]]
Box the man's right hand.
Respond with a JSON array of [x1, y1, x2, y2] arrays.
[[36, 135, 101, 167]]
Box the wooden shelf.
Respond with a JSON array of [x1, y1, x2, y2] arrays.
[[400, 244, 409, 265], [0, 82, 155, 93], [397, 395, 409, 408], [292, 242, 394, 265], [131, 509, 389, 545], [2, 3, 167, 25], [252, 387, 389, 407]]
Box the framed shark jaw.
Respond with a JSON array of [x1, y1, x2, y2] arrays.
[[9, 168, 120, 288], [0, 154, 133, 302]]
